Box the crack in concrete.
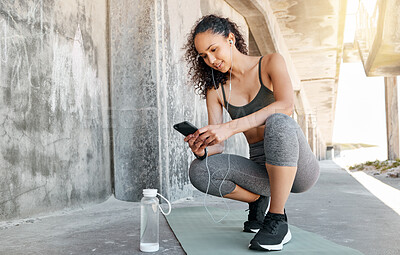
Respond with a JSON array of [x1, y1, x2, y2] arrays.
[[0, 183, 47, 206], [0, 114, 12, 141]]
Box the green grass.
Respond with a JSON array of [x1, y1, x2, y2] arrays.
[[349, 158, 400, 172], [336, 143, 377, 151]]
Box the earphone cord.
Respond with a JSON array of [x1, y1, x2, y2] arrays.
[[203, 41, 233, 223]]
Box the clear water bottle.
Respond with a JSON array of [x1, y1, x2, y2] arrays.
[[140, 189, 171, 253]]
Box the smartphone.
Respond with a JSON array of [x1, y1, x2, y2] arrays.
[[173, 121, 198, 136]]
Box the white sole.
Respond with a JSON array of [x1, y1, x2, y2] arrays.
[[249, 229, 292, 251]]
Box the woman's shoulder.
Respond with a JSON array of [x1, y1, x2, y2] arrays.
[[206, 85, 224, 104], [260, 53, 284, 64], [260, 53, 286, 73]]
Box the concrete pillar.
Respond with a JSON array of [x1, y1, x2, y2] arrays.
[[110, 0, 250, 202], [110, 0, 162, 201], [317, 129, 327, 160], [308, 116, 317, 156], [326, 146, 334, 160], [334, 144, 342, 158], [384, 77, 399, 160], [294, 91, 313, 143], [297, 112, 309, 142], [319, 139, 327, 160], [315, 131, 319, 159], [316, 132, 326, 161]]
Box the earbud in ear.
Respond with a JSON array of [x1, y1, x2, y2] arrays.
[[229, 40, 233, 44]]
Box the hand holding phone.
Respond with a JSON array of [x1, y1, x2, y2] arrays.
[[173, 121, 198, 136], [174, 121, 207, 156]]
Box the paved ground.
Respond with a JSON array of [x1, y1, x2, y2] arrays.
[[0, 160, 399, 255], [370, 173, 400, 190]]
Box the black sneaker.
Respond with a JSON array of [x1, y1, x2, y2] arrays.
[[248, 211, 291, 251], [243, 195, 269, 233]]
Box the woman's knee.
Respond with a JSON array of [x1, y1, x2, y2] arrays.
[[291, 176, 318, 193], [264, 113, 299, 142], [263, 113, 300, 166], [291, 165, 320, 193], [188, 159, 208, 192], [265, 113, 296, 129]]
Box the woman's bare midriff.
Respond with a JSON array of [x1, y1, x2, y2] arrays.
[[244, 125, 266, 145]]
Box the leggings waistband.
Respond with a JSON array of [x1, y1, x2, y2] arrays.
[[249, 140, 265, 166], [249, 140, 264, 149]]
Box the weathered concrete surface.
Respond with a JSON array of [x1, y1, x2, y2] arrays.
[[110, 0, 249, 202], [0, 1, 111, 221], [384, 77, 399, 160], [356, 0, 400, 76]]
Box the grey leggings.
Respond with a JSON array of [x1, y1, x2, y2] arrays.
[[188, 113, 320, 197]]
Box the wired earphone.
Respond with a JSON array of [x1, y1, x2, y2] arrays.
[[203, 38, 234, 223]]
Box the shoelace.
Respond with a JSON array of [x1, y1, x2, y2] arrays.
[[262, 215, 283, 234]]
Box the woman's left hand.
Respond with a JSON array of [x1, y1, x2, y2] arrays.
[[193, 123, 235, 147]]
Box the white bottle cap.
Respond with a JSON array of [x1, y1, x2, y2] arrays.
[[143, 189, 157, 197]]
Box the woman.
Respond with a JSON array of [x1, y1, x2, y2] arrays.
[[183, 14, 320, 251]]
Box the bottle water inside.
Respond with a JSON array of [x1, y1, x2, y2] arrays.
[[140, 189, 159, 252]]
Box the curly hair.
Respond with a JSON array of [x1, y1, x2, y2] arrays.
[[183, 14, 248, 99]]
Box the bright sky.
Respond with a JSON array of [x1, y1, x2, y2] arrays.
[[332, 62, 386, 147]]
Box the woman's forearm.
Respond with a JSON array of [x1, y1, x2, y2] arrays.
[[228, 101, 294, 135], [207, 143, 224, 156], [195, 143, 224, 157]]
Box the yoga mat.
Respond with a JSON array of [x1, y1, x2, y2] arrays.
[[165, 206, 364, 255]]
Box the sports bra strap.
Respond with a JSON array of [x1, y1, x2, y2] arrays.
[[220, 56, 264, 109], [220, 82, 228, 108], [258, 56, 265, 87]]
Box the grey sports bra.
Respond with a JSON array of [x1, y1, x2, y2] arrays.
[[221, 56, 275, 120]]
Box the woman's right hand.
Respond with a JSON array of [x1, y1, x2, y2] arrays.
[[184, 133, 207, 156]]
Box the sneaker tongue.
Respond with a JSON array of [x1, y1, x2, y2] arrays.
[[266, 212, 285, 221], [262, 215, 280, 231], [248, 197, 267, 221]]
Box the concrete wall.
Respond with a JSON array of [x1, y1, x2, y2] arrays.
[[0, 0, 111, 220], [111, 0, 249, 202]]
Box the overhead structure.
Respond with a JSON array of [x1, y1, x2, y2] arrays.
[[355, 0, 400, 77], [355, 0, 400, 159]]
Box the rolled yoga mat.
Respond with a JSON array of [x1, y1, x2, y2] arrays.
[[165, 206, 364, 255]]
